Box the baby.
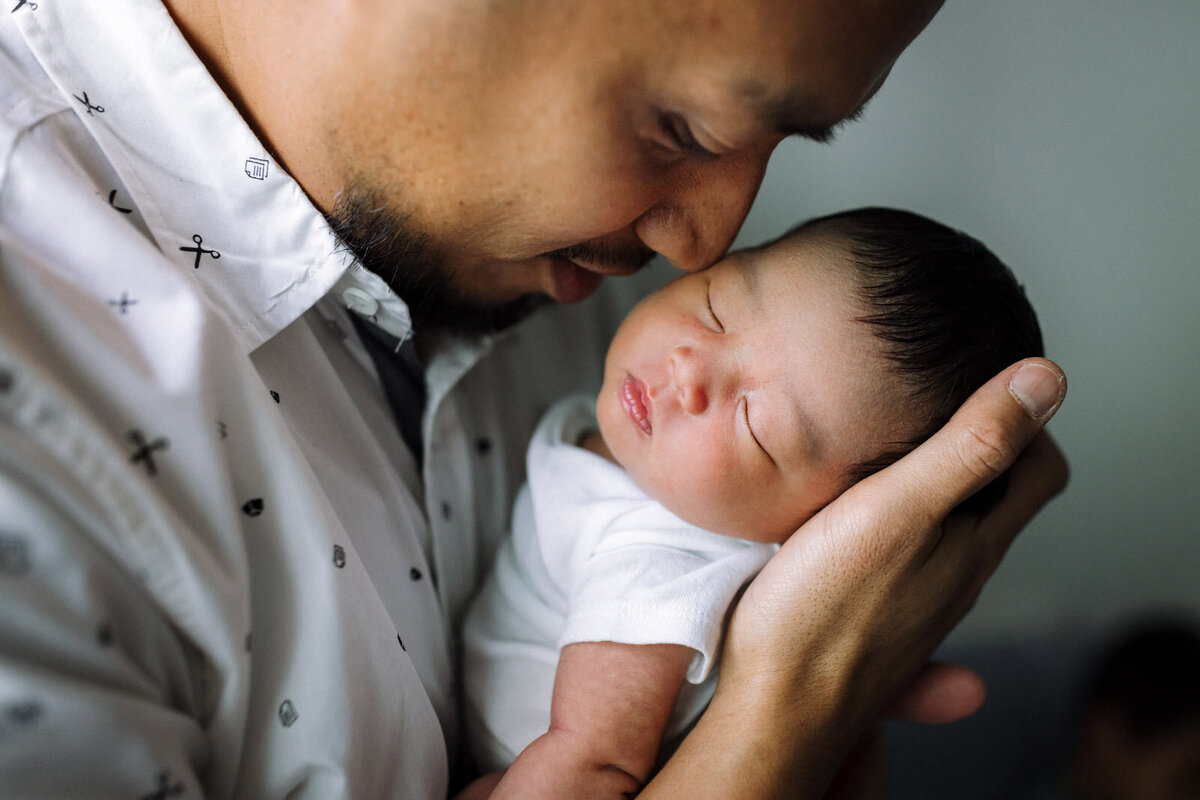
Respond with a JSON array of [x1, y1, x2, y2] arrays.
[[458, 207, 1044, 798]]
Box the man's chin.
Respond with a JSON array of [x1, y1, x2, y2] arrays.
[[325, 183, 556, 341]]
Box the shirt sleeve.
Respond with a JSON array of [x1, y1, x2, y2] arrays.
[[0, 431, 210, 799], [560, 529, 774, 685]]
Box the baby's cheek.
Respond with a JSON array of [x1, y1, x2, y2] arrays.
[[731, 468, 838, 544], [633, 464, 732, 536], [767, 474, 849, 541], [687, 476, 767, 540]]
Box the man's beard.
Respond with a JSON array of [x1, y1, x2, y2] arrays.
[[326, 184, 655, 339], [326, 186, 548, 339]]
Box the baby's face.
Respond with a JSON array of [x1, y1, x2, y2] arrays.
[[596, 234, 916, 543]]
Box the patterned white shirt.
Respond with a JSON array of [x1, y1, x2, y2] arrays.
[[0, 0, 664, 796]]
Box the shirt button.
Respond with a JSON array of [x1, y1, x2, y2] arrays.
[[441, 502, 452, 521], [341, 287, 380, 317]]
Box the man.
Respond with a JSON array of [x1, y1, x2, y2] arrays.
[[1035, 621, 1200, 800], [0, 0, 1067, 797]]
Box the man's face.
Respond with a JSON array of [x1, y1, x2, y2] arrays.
[[258, 0, 941, 333], [595, 236, 917, 542]]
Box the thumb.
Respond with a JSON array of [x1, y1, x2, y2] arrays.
[[872, 358, 1066, 529]]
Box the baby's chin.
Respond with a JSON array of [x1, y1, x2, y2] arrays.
[[592, 390, 633, 463]]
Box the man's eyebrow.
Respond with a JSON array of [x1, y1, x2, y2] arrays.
[[778, 106, 865, 143], [737, 75, 885, 144], [762, 93, 870, 144]]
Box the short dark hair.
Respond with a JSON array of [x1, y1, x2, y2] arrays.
[[781, 207, 1044, 512], [1086, 620, 1200, 741]]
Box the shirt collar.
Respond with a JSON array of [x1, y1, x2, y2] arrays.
[[11, 0, 414, 351]]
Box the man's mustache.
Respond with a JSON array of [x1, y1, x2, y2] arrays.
[[541, 238, 657, 273]]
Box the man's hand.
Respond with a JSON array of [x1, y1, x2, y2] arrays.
[[644, 358, 1067, 799]]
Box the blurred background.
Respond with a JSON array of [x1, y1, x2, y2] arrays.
[[729, 3, 1199, 796]]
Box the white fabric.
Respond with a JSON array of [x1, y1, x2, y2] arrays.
[[0, 1, 670, 796], [462, 395, 776, 771]]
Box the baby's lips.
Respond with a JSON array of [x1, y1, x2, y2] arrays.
[[620, 374, 652, 435]]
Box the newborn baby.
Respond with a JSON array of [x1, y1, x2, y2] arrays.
[[459, 207, 1044, 799]]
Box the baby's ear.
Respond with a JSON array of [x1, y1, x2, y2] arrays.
[[954, 469, 1012, 518]]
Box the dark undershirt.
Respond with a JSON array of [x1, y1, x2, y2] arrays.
[[349, 314, 427, 470]]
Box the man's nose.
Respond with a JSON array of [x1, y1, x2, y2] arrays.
[[670, 345, 712, 416], [635, 143, 774, 273]]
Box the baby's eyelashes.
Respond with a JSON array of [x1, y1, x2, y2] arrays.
[[741, 397, 776, 466], [705, 280, 724, 332]]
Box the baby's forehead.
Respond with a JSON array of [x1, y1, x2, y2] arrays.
[[706, 239, 861, 326], [725, 228, 856, 279]]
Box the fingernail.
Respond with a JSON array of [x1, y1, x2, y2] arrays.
[[1009, 362, 1063, 420]]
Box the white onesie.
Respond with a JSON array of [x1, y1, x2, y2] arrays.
[[462, 394, 776, 772]]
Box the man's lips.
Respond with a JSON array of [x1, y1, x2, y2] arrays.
[[620, 375, 652, 436], [543, 242, 652, 304], [548, 257, 605, 304]]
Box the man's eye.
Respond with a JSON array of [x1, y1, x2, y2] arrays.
[[660, 112, 719, 159], [705, 281, 724, 332]]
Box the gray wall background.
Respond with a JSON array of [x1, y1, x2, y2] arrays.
[[734, 1, 1200, 647]]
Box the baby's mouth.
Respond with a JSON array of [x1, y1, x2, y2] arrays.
[[620, 375, 652, 436]]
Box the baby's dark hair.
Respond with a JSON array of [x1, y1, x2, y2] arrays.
[[780, 207, 1044, 512]]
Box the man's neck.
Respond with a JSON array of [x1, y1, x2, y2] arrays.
[[155, 0, 492, 220], [160, 0, 234, 104], [156, 0, 350, 212]]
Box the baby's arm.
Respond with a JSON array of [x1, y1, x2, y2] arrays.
[[463, 640, 694, 799]]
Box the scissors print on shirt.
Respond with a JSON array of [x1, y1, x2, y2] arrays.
[[10, 0, 36, 13], [73, 91, 104, 115], [180, 234, 221, 268]]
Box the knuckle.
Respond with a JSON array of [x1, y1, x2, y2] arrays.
[[956, 420, 1018, 482]]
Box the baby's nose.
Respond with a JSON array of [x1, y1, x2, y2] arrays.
[[679, 382, 708, 416], [671, 346, 710, 416]]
